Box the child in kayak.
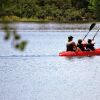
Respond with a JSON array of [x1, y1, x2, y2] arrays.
[[66, 36, 77, 51], [86, 39, 95, 51], [77, 39, 86, 51]]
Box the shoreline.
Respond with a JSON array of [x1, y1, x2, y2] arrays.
[[0, 16, 99, 24], [0, 22, 100, 31]]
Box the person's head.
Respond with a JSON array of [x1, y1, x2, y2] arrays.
[[78, 39, 82, 44], [88, 39, 92, 43], [68, 36, 73, 42]]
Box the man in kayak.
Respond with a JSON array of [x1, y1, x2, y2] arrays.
[[86, 39, 95, 51], [66, 36, 77, 51], [77, 39, 86, 51]]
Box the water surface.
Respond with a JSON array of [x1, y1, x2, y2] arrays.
[[0, 23, 100, 100]]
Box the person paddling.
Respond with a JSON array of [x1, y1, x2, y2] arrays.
[[66, 36, 77, 51], [86, 39, 95, 51]]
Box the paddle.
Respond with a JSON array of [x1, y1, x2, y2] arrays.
[[92, 29, 100, 40], [83, 23, 96, 40]]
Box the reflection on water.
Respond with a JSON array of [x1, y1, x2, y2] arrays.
[[0, 23, 100, 100], [0, 22, 100, 31]]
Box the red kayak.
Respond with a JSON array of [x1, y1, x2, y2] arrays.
[[59, 48, 100, 57]]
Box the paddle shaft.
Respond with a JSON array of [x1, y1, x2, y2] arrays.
[[83, 31, 90, 40], [92, 29, 100, 40]]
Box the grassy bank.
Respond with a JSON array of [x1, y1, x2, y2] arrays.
[[0, 16, 99, 23], [0, 16, 52, 23]]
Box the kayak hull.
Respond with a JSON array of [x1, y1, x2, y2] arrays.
[[59, 48, 100, 57]]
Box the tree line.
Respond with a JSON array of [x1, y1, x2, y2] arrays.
[[0, 0, 100, 22]]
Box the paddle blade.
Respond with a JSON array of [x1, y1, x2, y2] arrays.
[[83, 23, 96, 40], [89, 23, 96, 31]]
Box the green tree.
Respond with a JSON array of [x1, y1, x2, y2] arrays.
[[71, 0, 89, 9], [88, 0, 95, 11], [94, 0, 100, 21]]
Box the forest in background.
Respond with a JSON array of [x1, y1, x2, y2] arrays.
[[0, 0, 100, 22]]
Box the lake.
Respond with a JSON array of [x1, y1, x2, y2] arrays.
[[0, 23, 100, 100]]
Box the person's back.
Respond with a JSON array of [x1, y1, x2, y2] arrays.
[[67, 41, 76, 51], [66, 36, 77, 51], [86, 39, 95, 51]]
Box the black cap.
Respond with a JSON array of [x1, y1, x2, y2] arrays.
[[68, 36, 73, 39]]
